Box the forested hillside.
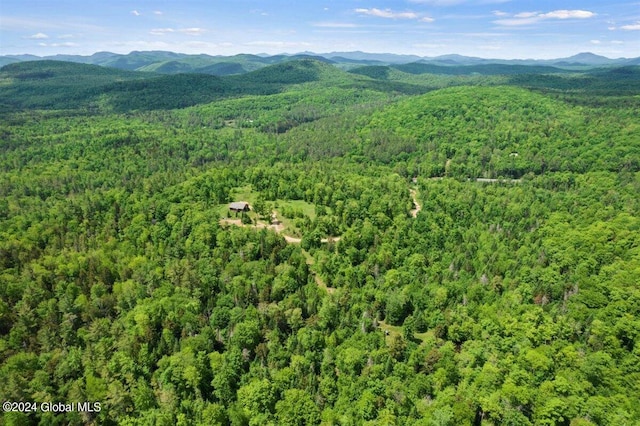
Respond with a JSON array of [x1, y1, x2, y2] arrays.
[[0, 59, 639, 425]]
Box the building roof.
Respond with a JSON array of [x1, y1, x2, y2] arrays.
[[229, 201, 250, 210]]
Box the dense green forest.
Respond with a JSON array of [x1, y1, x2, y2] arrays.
[[1, 58, 639, 425]]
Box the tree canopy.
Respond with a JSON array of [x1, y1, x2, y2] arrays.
[[1, 58, 639, 425]]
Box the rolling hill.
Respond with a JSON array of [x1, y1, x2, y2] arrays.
[[0, 58, 436, 113], [361, 85, 640, 175], [0, 60, 146, 111], [2, 57, 638, 115]]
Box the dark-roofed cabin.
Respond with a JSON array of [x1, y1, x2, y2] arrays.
[[229, 201, 250, 216]]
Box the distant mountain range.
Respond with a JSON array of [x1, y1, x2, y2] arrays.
[[316, 51, 640, 67], [2, 54, 639, 115], [1, 51, 638, 76]]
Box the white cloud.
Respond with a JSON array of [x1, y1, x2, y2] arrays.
[[131, 10, 141, 16], [28, 32, 49, 39], [154, 11, 163, 15], [355, 8, 418, 19], [540, 10, 595, 19], [149, 27, 206, 36], [38, 42, 79, 48], [514, 12, 539, 19], [493, 17, 538, 26], [591, 39, 626, 46], [621, 21, 640, 30], [492, 10, 509, 17], [149, 27, 207, 36], [150, 28, 175, 36], [494, 9, 596, 26], [354, 8, 434, 23], [180, 28, 206, 36]]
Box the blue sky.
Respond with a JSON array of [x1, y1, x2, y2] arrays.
[[1, 0, 639, 59]]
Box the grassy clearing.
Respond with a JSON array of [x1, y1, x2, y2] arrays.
[[272, 199, 317, 236], [220, 186, 342, 241], [217, 186, 323, 237], [378, 320, 432, 345], [277, 199, 317, 220]]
